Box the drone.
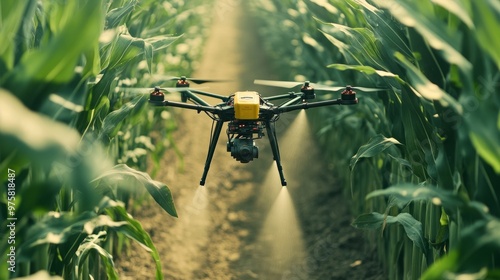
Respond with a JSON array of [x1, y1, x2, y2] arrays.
[[140, 76, 383, 186]]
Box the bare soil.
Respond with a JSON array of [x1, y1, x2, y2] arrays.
[[116, 2, 386, 279]]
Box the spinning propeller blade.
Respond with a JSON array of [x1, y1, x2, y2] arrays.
[[349, 86, 386, 92], [254, 79, 343, 91], [254, 79, 386, 92], [253, 79, 303, 88], [116, 87, 187, 94], [166, 76, 230, 84]]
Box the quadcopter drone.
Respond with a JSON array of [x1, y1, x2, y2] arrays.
[[141, 76, 383, 186]]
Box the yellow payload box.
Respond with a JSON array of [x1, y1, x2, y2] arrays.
[[234, 91, 260, 120]]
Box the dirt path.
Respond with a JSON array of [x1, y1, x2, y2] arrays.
[[117, 2, 385, 279]]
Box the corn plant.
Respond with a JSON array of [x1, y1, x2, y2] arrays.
[[250, 0, 500, 279], [1, 0, 212, 279]]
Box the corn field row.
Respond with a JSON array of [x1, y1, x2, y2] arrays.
[[0, 0, 213, 279], [250, 0, 500, 279]]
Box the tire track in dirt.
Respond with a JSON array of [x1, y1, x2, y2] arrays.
[[117, 1, 385, 279]]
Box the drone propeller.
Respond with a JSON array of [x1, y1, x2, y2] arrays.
[[347, 86, 387, 92], [254, 79, 385, 92], [254, 79, 342, 91], [253, 79, 305, 88], [116, 86, 187, 94], [166, 75, 230, 84]]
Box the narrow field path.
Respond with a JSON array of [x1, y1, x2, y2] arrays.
[[117, 1, 384, 279]]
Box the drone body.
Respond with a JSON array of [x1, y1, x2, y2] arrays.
[[145, 76, 377, 186]]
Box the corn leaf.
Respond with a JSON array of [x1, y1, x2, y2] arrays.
[[423, 218, 500, 278], [105, 0, 137, 29], [106, 33, 179, 71], [0, 0, 28, 68], [105, 203, 163, 280], [366, 184, 466, 211], [465, 104, 500, 173], [1, 0, 104, 109], [12, 271, 63, 280], [352, 212, 430, 262], [471, 0, 500, 69], [99, 94, 147, 140], [350, 134, 402, 169], [107, 34, 147, 70], [373, 0, 472, 74], [328, 63, 405, 83], [92, 164, 177, 217], [0, 89, 80, 163], [18, 212, 98, 261], [394, 52, 463, 113], [74, 231, 119, 279]]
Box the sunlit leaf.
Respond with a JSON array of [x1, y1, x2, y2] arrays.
[[18, 212, 95, 260], [0, 1, 28, 69], [92, 164, 177, 217], [1, 0, 104, 109], [394, 52, 463, 114], [145, 35, 182, 52], [105, 0, 137, 29], [74, 231, 119, 279], [106, 34, 179, 72], [99, 94, 147, 140], [471, 0, 500, 69], [373, 0, 472, 74], [0, 89, 80, 163], [12, 271, 63, 280], [366, 184, 466, 211], [350, 134, 402, 169], [328, 63, 405, 83], [431, 0, 473, 28]]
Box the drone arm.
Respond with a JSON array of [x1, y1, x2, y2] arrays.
[[274, 98, 355, 113], [262, 92, 300, 101], [188, 89, 229, 102], [278, 95, 304, 107], [180, 90, 211, 106], [151, 99, 222, 114]]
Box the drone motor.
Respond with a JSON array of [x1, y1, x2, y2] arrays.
[[300, 81, 316, 100], [340, 85, 357, 104], [149, 86, 165, 105]]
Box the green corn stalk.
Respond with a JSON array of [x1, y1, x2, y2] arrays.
[[1, 0, 213, 279], [251, 0, 500, 279]]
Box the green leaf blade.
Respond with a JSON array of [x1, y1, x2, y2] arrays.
[[93, 164, 177, 218], [350, 134, 402, 169]]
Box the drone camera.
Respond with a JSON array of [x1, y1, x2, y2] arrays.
[[227, 138, 258, 163]]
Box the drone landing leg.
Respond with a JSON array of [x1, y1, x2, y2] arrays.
[[199, 120, 224, 186], [265, 121, 287, 186]]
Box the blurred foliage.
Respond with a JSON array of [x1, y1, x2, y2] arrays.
[[0, 0, 213, 279], [250, 0, 500, 279]]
